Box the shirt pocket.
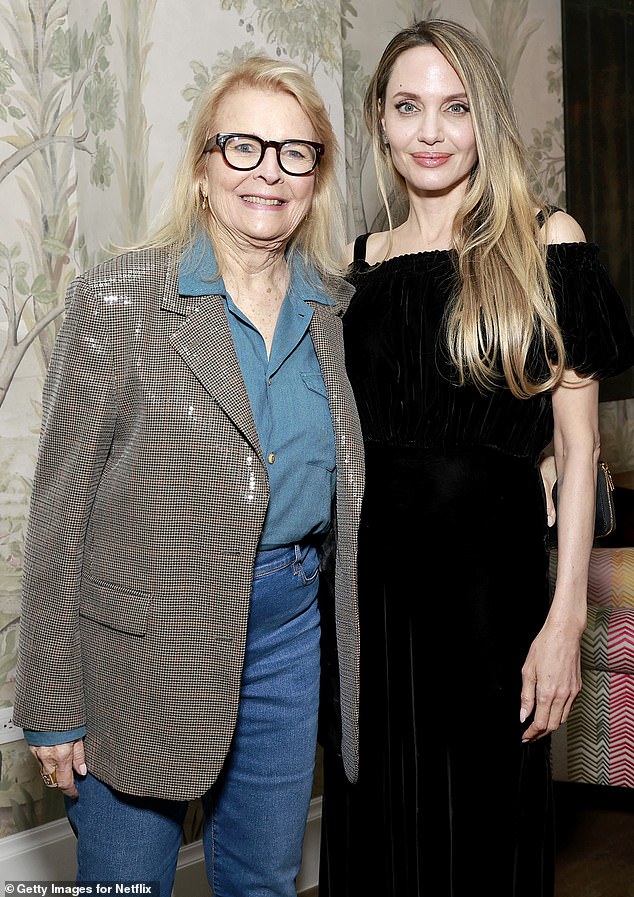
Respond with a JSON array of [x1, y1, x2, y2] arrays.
[[300, 372, 336, 472]]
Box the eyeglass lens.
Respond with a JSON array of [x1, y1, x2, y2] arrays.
[[222, 135, 318, 175]]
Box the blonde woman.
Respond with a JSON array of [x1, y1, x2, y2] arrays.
[[14, 56, 363, 896], [319, 19, 634, 897]]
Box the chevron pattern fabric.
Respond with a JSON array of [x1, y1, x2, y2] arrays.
[[587, 547, 634, 608], [550, 547, 634, 787]]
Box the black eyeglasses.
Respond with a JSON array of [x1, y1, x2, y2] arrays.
[[204, 133, 324, 176]]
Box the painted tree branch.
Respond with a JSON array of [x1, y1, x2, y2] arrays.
[[0, 131, 90, 185], [0, 299, 64, 403]]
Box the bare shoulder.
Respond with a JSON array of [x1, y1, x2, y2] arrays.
[[343, 240, 355, 267], [542, 210, 587, 245]]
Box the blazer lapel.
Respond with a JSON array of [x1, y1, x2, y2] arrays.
[[165, 281, 263, 460]]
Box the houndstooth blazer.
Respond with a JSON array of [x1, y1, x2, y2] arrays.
[[13, 246, 364, 800]]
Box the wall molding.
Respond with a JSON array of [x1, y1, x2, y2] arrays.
[[0, 797, 322, 895]]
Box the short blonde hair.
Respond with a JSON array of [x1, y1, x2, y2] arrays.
[[149, 55, 346, 275], [365, 20, 566, 398]]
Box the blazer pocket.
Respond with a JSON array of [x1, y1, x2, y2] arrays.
[[80, 575, 152, 636]]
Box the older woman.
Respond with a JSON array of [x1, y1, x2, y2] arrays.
[[13, 56, 363, 896]]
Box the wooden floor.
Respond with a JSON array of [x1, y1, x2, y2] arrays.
[[554, 782, 634, 897]]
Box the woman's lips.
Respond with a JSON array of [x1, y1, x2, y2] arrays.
[[241, 195, 285, 206], [411, 153, 451, 168]]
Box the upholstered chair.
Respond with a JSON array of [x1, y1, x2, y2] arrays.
[[551, 545, 634, 787]]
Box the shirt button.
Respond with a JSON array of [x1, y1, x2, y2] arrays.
[[268, 377, 272, 386], [268, 452, 276, 464]]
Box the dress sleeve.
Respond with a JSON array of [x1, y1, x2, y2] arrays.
[[547, 242, 634, 380]]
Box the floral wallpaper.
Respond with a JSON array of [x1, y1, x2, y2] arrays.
[[0, 0, 575, 837]]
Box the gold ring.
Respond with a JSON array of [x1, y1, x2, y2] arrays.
[[40, 767, 58, 788]]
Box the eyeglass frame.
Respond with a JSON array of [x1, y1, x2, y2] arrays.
[[203, 132, 325, 176]]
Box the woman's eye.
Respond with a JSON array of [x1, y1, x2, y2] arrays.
[[396, 101, 417, 114], [283, 146, 309, 161], [234, 142, 258, 154], [447, 102, 469, 114]]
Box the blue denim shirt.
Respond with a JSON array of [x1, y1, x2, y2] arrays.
[[179, 235, 336, 549], [25, 237, 336, 746]]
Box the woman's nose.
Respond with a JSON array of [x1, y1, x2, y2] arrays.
[[254, 146, 284, 182], [417, 112, 443, 144]]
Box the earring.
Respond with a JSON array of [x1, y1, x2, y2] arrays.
[[381, 132, 389, 146], [200, 189, 207, 211]]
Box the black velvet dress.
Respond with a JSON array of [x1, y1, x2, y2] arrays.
[[319, 238, 634, 897]]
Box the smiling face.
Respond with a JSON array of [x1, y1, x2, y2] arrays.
[[200, 86, 317, 252], [381, 44, 478, 199]]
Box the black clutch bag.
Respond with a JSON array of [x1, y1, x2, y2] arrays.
[[549, 461, 615, 546]]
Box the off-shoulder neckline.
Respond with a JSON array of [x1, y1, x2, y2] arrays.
[[351, 241, 599, 272]]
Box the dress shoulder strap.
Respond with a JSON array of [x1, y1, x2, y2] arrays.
[[535, 205, 562, 229], [353, 233, 370, 263]]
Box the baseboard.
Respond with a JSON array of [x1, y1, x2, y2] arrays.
[[0, 796, 323, 895], [0, 817, 78, 879]]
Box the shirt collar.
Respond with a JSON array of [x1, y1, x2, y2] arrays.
[[178, 231, 332, 308]]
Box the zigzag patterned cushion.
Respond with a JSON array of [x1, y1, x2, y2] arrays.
[[587, 547, 634, 607], [566, 668, 634, 787], [562, 547, 634, 787], [583, 606, 634, 676]]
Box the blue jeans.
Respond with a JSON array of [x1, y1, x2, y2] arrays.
[[65, 542, 321, 897]]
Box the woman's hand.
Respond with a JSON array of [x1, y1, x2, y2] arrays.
[[539, 452, 557, 527], [519, 618, 583, 741], [29, 740, 87, 798]]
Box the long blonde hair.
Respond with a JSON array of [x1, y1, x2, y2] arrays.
[[364, 19, 566, 398], [148, 55, 346, 276]]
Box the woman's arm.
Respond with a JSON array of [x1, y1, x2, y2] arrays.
[[520, 370, 599, 740], [13, 273, 117, 738], [520, 209, 598, 740]]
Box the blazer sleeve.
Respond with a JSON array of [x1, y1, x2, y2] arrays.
[[13, 273, 118, 732]]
